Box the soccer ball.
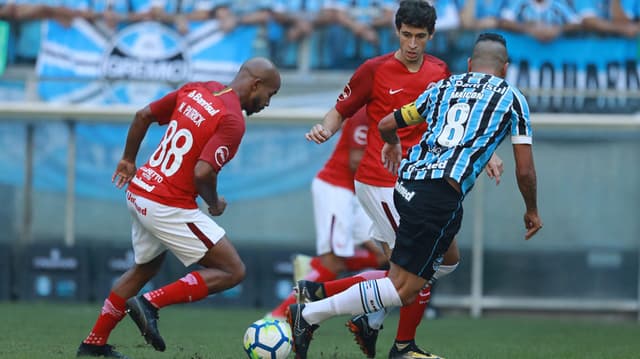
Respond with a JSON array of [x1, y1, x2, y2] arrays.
[[243, 319, 292, 359]]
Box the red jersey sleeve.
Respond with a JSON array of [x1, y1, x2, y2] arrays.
[[149, 90, 179, 125], [334, 60, 376, 119], [199, 115, 245, 173]]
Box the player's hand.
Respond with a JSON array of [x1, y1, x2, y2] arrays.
[[381, 142, 402, 174], [305, 124, 333, 144], [523, 210, 543, 240], [112, 159, 136, 189], [208, 196, 227, 216], [485, 153, 504, 185]]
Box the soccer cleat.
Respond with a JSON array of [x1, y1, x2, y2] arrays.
[[346, 314, 379, 358], [125, 295, 166, 352], [76, 343, 129, 358], [294, 280, 326, 304], [286, 303, 319, 359], [388, 340, 445, 359]]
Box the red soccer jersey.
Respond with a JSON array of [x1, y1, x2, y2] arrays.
[[316, 107, 368, 192], [128, 81, 245, 209], [335, 53, 450, 187]]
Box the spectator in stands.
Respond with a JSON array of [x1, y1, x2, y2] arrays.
[[150, 0, 217, 34], [574, 0, 638, 37], [270, 0, 322, 44], [430, 0, 461, 31], [460, 0, 507, 30], [0, 1, 15, 20], [210, 0, 272, 33], [620, 0, 640, 26], [500, 0, 581, 42]]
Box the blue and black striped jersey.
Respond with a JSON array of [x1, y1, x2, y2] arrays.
[[394, 72, 532, 194]]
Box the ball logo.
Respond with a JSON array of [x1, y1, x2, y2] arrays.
[[354, 125, 368, 146], [215, 146, 230, 167], [338, 84, 352, 101], [102, 22, 190, 83]]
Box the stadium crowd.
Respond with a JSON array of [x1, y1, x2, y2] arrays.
[[0, 0, 638, 70]]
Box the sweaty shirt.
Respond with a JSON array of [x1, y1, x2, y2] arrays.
[[334, 52, 450, 187], [316, 107, 368, 192], [128, 81, 245, 209]]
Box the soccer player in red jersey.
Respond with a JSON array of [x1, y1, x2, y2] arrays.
[[303, 1, 502, 358], [76, 58, 281, 359], [267, 107, 387, 321], [291, 31, 539, 359]]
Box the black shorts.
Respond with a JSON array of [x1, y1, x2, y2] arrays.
[[390, 179, 463, 281]]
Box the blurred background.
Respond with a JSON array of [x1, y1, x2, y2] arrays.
[[0, 0, 639, 320]]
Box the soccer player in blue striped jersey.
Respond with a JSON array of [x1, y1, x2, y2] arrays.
[[287, 32, 542, 359]]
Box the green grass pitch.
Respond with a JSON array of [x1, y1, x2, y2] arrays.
[[1, 301, 639, 358]]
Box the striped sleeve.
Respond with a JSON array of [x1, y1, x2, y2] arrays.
[[510, 87, 532, 145]]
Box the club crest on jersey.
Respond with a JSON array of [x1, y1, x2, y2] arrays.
[[338, 84, 352, 101], [354, 125, 368, 145], [215, 146, 230, 167]]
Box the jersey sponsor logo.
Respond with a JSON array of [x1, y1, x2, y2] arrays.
[[454, 80, 507, 94], [338, 84, 352, 101], [140, 166, 164, 183], [187, 90, 221, 116], [354, 125, 368, 145], [395, 182, 415, 202], [388, 88, 403, 95], [215, 146, 230, 167], [126, 191, 148, 216], [422, 160, 448, 171], [132, 176, 156, 192], [178, 102, 207, 127]]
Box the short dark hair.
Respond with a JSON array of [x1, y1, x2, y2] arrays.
[[475, 32, 507, 47], [395, 0, 437, 35]]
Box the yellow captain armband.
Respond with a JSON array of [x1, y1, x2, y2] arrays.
[[394, 102, 425, 128]]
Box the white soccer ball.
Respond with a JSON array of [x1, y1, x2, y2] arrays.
[[243, 319, 292, 359]]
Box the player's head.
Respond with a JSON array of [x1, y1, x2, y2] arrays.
[[394, 0, 437, 64], [468, 33, 509, 78], [231, 57, 281, 116]]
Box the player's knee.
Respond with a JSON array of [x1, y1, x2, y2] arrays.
[[432, 262, 459, 281], [229, 260, 246, 286]]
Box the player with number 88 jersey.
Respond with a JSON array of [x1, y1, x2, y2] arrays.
[[76, 58, 280, 359], [129, 82, 242, 209]]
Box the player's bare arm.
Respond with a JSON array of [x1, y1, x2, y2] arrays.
[[112, 106, 156, 188], [378, 112, 402, 174], [485, 153, 504, 185], [305, 107, 344, 143], [194, 160, 227, 216], [513, 143, 542, 240]]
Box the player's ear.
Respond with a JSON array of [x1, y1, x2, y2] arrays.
[[501, 62, 509, 78], [251, 77, 263, 92]]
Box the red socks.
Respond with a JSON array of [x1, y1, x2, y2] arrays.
[[270, 257, 337, 318], [395, 285, 431, 341], [324, 269, 388, 297], [83, 292, 126, 346], [343, 249, 380, 271], [144, 271, 209, 309]]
